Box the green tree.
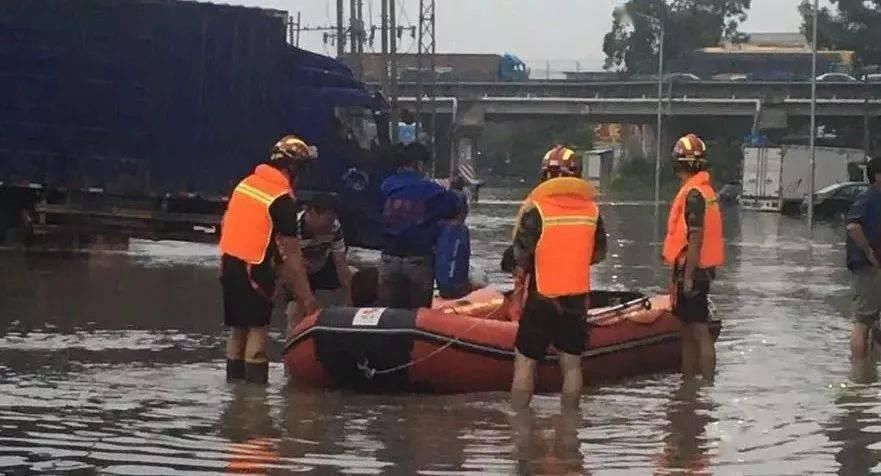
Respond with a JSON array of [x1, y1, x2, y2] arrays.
[[799, 0, 881, 69], [603, 0, 752, 74]]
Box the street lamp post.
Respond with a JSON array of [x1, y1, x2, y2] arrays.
[[807, 0, 818, 236], [624, 9, 665, 206]]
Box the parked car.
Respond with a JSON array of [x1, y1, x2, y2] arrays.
[[864, 73, 881, 83], [816, 73, 858, 82], [799, 181, 869, 219]]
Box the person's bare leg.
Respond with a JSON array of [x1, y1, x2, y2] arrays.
[[852, 321, 871, 363], [680, 324, 699, 378], [693, 323, 716, 381], [244, 326, 270, 384], [511, 351, 538, 410], [558, 352, 583, 411], [226, 327, 248, 381]]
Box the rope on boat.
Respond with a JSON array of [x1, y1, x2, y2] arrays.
[[356, 318, 487, 379], [355, 296, 654, 379]]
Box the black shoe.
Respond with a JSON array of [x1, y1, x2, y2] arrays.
[[244, 361, 269, 385], [226, 359, 245, 382]]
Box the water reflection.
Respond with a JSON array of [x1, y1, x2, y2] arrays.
[[827, 379, 881, 475], [511, 408, 585, 475], [655, 380, 717, 475]]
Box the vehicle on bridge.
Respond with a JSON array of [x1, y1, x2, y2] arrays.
[[0, 0, 392, 249], [348, 53, 530, 82], [685, 46, 855, 81], [816, 73, 858, 82]]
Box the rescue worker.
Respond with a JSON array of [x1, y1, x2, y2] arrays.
[[662, 134, 725, 381], [219, 135, 320, 384], [379, 142, 462, 309], [284, 193, 353, 335], [509, 145, 608, 410]]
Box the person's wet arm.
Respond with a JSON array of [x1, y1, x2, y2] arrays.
[[270, 197, 319, 314], [592, 214, 607, 264], [330, 223, 353, 304], [683, 189, 705, 281], [512, 207, 541, 278], [846, 192, 878, 266]]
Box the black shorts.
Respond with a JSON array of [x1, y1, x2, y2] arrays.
[[221, 255, 274, 328], [309, 260, 341, 291], [515, 292, 588, 360], [672, 278, 711, 324]]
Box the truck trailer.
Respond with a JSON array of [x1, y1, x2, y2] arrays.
[[346, 53, 530, 82], [740, 145, 867, 214], [0, 0, 391, 248]]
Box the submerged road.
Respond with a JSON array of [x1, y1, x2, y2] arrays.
[[0, 187, 874, 474]]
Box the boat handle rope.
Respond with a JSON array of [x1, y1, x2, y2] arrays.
[[356, 318, 486, 380], [585, 297, 652, 324], [355, 296, 652, 379]]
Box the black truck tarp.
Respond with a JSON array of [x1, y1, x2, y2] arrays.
[[0, 0, 291, 197]]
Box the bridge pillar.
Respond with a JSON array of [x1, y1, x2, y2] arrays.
[[451, 126, 483, 180]]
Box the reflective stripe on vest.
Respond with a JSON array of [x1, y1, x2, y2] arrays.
[[531, 178, 599, 298], [219, 165, 292, 264], [662, 171, 725, 268]]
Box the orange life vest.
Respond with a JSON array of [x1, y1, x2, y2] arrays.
[[662, 171, 724, 268], [219, 165, 293, 265], [528, 177, 599, 298]]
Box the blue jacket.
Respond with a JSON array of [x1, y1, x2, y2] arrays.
[[435, 221, 471, 299], [381, 170, 461, 257]]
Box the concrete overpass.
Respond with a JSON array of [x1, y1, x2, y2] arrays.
[[382, 80, 879, 101], [392, 90, 881, 175]]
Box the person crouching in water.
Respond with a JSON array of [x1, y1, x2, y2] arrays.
[[662, 134, 724, 381], [435, 175, 472, 300], [219, 135, 320, 384], [285, 193, 353, 334], [379, 143, 463, 308], [509, 145, 607, 411]]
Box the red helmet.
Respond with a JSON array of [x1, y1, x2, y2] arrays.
[[672, 134, 708, 171], [541, 145, 581, 179]]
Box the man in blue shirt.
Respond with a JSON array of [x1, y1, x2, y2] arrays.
[[379, 143, 462, 308], [846, 157, 881, 364]]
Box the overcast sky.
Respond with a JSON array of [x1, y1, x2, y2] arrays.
[[226, 0, 826, 69]]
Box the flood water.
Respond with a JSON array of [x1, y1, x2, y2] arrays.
[[0, 187, 876, 475]]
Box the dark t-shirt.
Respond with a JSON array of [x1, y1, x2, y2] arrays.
[[679, 189, 715, 282], [222, 195, 299, 293], [846, 186, 881, 270]]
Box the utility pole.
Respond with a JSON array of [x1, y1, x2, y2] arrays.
[[808, 0, 818, 237], [356, 0, 364, 54], [295, 12, 301, 47], [381, 0, 389, 95], [389, 0, 399, 143], [416, 0, 437, 172], [336, 0, 345, 58], [349, 0, 362, 79]]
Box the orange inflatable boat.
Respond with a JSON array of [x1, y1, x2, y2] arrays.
[[283, 289, 721, 393]]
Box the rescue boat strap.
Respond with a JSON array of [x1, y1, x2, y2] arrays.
[[532, 294, 652, 323], [585, 296, 652, 323]]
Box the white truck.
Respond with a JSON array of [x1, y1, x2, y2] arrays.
[[740, 145, 867, 213]]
